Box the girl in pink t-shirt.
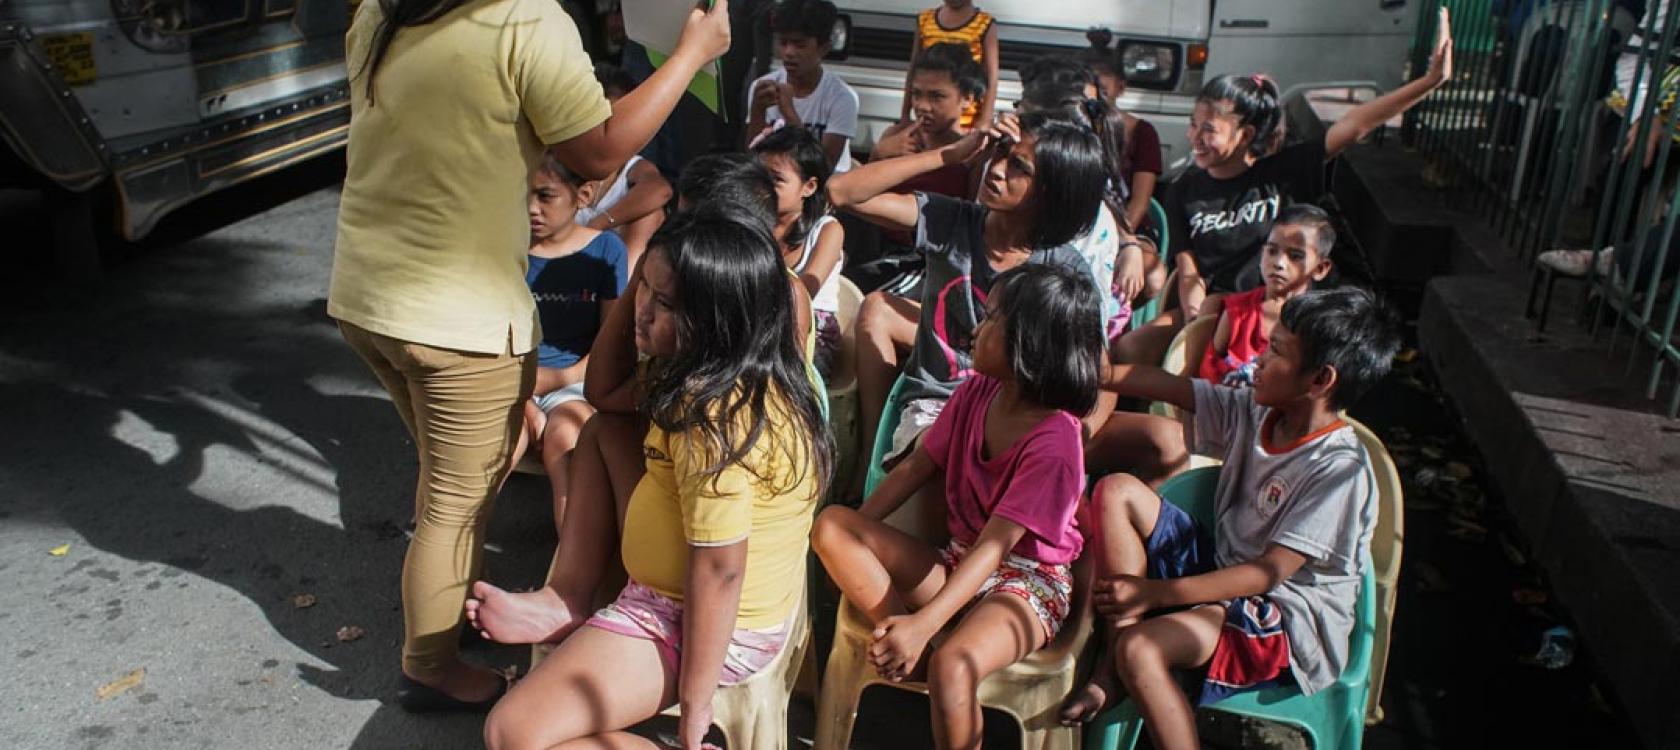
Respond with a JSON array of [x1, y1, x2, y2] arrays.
[[812, 263, 1103, 747]]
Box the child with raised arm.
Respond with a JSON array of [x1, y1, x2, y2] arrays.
[[813, 264, 1103, 749], [1080, 204, 1336, 482], [1129, 8, 1451, 367], [1058, 287, 1401, 750], [828, 111, 1112, 495]]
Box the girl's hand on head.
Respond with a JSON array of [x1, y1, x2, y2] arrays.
[[868, 614, 934, 682], [988, 112, 1022, 145], [675, 0, 732, 64], [942, 125, 996, 166], [1093, 574, 1157, 623], [1424, 6, 1453, 88]]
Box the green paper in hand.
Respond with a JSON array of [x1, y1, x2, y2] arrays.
[[623, 0, 724, 114]]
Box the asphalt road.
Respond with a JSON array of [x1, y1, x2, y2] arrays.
[[0, 157, 562, 749]]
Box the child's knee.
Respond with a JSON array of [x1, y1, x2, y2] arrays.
[[810, 505, 859, 555], [927, 643, 980, 694], [483, 703, 532, 750], [1112, 628, 1166, 679], [1093, 473, 1158, 526]]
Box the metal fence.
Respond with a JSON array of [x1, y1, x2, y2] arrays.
[[1402, 0, 1680, 416]]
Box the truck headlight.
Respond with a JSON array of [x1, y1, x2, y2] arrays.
[[1119, 41, 1178, 89], [827, 15, 852, 61]]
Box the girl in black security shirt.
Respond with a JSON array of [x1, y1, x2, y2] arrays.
[[1162, 7, 1456, 323]]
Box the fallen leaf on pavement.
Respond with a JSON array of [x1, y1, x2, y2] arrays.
[[49, 544, 71, 557], [96, 668, 145, 700], [1395, 349, 1419, 364], [292, 593, 316, 609], [336, 626, 364, 642], [1445, 461, 1473, 480]]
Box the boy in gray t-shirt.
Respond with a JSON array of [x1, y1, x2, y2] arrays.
[[1059, 287, 1400, 750]]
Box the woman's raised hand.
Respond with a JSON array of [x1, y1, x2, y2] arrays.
[[1424, 6, 1453, 88], [675, 0, 732, 64]]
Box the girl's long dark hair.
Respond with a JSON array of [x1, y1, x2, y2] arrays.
[[356, 0, 471, 104], [640, 206, 833, 493], [1012, 112, 1108, 249], [751, 126, 832, 250], [1019, 55, 1132, 231]]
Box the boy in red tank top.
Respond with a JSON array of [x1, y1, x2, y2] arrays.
[[1199, 204, 1334, 386]]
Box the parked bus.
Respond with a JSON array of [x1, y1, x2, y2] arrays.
[[0, 0, 351, 274]]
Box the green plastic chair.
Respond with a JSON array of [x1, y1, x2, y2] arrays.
[[1128, 198, 1171, 331], [1084, 466, 1379, 750], [861, 374, 910, 496]]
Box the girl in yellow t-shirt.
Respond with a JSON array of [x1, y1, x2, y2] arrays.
[[900, 0, 999, 128], [481, 206, 832, 750]]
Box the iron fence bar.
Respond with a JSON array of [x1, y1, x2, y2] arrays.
[[1514, 1, 1586, 260], [1600, 1, 1680, 351], [1590, 1, 1674, 339]]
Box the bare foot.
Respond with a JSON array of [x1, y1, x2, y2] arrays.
[[464, 581, 583, 645], [1060, 666, 1120, 726]]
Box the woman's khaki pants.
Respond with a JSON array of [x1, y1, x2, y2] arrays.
[[339, 321, 535, 679]]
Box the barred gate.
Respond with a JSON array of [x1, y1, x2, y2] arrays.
[[1403, 0, 1680, 416]]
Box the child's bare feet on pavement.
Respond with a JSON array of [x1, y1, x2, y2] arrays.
[[464, 581, 583, 645]]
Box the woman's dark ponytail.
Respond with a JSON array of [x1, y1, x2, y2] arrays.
[[356, 0, 472, 105], [1199, 73, 1284, 157]]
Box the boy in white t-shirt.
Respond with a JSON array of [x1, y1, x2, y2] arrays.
[[744, 0, 859, 172], [1062, 287, 1400, 750]]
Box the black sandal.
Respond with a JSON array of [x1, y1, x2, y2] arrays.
[[395, 673, 509, 714]]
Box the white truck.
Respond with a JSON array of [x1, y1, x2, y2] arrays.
[[826, 0, 1424, 173], [1, 0, 352, 275]]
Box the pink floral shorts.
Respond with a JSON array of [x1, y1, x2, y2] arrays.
[[938, 540, 1074, 642], [585, 581, 790, 685]]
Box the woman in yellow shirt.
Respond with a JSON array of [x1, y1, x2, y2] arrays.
[[327, 0, 729, 712], [480, 206, 831, 749]]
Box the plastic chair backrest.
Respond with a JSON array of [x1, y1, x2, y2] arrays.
[[1345, 417, 1404, 724], [1129, 199, 1172, 331], [1145, 197, 1169, 252], [1148, 315, 1216, 421], [831, 277, 864, 394], [1156, 466, 1220, 528]]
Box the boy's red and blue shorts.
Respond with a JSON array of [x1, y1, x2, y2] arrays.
[[1144, 498, 1295, 705]]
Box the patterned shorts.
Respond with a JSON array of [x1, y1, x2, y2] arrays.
[[937, 539, 1074, 643], [586, 581, 789, 686]]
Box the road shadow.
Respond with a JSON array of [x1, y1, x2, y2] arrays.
[[0, 178, 557, 748]]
